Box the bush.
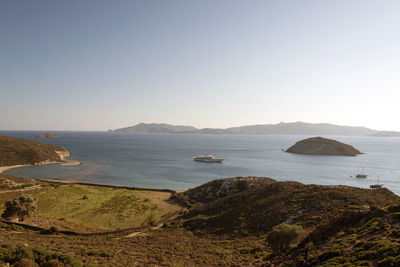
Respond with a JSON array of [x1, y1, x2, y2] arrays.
[[12, 258, 39, 267], [0, 245, 83, 266], [266, 223, 304, 255], [1, 195, 37, 221], [0, 222, 24, 231], [41, 226, 59, 235], [42, 259, 64, 267], [378, 255, 400, 267], [318, 249, 342, 261], [79, 248, 116, 258]]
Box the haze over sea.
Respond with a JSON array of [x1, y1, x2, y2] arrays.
[[2, 131, 400, 195]]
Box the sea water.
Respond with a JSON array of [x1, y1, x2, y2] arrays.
[[2, 131, 400, 195]]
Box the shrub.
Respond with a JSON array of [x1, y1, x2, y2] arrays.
[[42, 259, 63, 267], [0, 222, 24, 231], [41, 226, 59, 235], [318, 249, 342, 261], [79, 248, 116, 258], [12, 258, 38, 267], [266, 223, 304, 255], [378, 255, 400, 267], [1, 195, 37, 221]]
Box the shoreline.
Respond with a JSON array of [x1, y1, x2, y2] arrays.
[[0, 163, 179, 194], [0, 159, 81, 174], [59, 160, 81, 166], [37, 179, 177, 194]]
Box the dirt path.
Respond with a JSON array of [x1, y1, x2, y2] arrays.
[[0, 185, 41, 194], [125, 212, 182, 238]]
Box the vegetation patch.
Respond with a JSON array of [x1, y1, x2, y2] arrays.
[[183, 179, 400, 235], [0, 174, 37, 190], [0, 245, 85, 267], [24, 184, 181, 231]]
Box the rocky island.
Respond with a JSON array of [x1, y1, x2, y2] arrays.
[[35, 133, 59, 138], [286, 136, 362, 156]]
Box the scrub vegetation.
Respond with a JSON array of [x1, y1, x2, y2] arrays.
[[0, 176, 399, 266]]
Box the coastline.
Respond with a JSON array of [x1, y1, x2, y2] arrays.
[[0, 163, 180, 193], [0, 159, 81, 174], [59, 160, 81, 166]]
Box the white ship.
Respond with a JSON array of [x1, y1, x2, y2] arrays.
[[193, 155, 223, 163]]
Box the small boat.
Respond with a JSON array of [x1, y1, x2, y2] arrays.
[[193, 155, 223, 163], [370, 176, 383, 189], [356, 168, 367, 178]]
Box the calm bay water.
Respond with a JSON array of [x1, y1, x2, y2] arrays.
[[2, 131, 400, 195]]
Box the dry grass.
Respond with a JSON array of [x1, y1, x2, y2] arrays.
[[0, 182, 181, 232], [26, 184, 181, 231]]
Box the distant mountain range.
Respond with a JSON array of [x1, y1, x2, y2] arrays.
[[112, 122, 400, 136]]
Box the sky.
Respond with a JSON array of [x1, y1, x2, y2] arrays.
[[1, 0, 400, 131]]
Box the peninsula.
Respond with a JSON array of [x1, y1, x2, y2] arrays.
[[285, 136, 362, 156], [0, 135, 74, 172]]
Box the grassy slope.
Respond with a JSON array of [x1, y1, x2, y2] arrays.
[[27, 184, 181, 231], [0, 135, 67, 166]]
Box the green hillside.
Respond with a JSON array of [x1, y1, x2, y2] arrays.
[[0, 135, 68, 167], [182, 178, 400, 235]]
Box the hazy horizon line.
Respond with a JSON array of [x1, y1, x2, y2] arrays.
[[1, 120, 397, 132]]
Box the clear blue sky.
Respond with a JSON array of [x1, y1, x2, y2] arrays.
[[1, 0, 400, 131]]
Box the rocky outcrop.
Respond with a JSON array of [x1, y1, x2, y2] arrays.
[[183, 176, 276, 204], [285, 137, 362, 156], [55, 150, 70, 161]]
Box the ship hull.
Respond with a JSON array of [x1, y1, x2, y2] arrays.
[[193, 158, 223, 163]]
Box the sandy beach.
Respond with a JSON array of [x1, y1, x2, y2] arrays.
[[60, 160, 81, 166], [0, 160, 81, 174]]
